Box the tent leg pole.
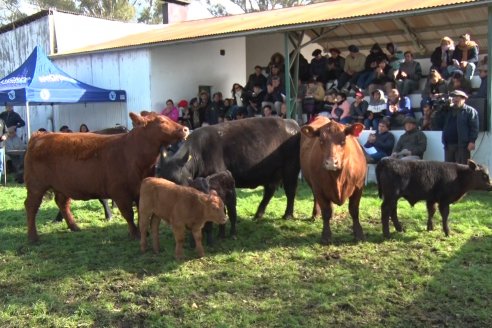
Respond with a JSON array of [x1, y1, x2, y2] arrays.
[[26, 102, 31, 141]]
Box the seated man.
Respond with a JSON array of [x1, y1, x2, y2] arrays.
[[5, 126, 26, 183], [395, 51, 422, 96], [363, 118, 395, 163], [391, 116, 427, 160]]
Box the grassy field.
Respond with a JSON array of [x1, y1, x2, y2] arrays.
[[0, 179, 491, 327]]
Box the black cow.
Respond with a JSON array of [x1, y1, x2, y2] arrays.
[[376, 158, 492, 237], [159, 117, 301, 233]]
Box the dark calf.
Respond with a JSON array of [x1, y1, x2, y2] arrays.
[[376, 158, 492, 237], [187, 170, 237, 244]]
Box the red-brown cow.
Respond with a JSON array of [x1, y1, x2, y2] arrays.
[[139, 177, 227, 260], [24, 112, 189, 243], [300, 116, 366, 244]]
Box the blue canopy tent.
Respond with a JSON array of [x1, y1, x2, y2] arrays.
[[0, 46, 126, 138]]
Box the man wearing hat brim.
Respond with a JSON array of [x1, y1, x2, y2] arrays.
[[435, 89, 479, 164], [391, 116, 427, 160], [337, 44, 366, 92], [310, 49, 328, 84]]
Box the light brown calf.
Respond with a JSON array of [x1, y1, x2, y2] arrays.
[[139, 177, 227, 260]]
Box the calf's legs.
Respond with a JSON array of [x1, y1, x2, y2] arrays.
[[172, 225, 186, 260], [426, 201, 437, 231], [381, 197, 397, 238], [438, 202, 451, 236]]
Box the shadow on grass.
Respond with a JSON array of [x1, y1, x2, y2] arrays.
[[391, 235, 492, 327]]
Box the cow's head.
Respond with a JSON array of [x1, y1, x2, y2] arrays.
[[302, 117, 363, 171], [468, 160, 492, 191], [130, 112, 189, 143]]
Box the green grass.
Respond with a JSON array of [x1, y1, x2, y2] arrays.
[[1, 180, 492, 327]]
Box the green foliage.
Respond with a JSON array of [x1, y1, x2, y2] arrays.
[[1, 181, 492, 326]]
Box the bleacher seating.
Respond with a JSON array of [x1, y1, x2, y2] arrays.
[[359, 130, 445, 184]]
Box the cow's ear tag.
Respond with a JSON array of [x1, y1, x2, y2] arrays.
[[187, 154, 193, 162], [352, 123, 364, 137]]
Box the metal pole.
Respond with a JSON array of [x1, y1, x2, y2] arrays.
[[2, 149, 6, 186], [26, 102, 31, 141], [284, 32, 292, 118], [487, 5, 492, 131]]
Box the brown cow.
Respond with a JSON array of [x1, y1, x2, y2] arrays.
[[24, 112, 189, 243], [139, 177, 227, 260], [300, 116, 366, 244]]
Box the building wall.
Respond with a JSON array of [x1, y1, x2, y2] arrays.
[[53, 49, 151, 130], [149, 37, 246, 111]]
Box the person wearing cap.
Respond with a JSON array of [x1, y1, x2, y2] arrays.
[[326, 48, 345, 88], [0, 118, 7, 181], [349, 91, 369, 124], [0, 105, 25, 129], [5, 125, 26, 183], [448, 33, 479, 80], [309, 48, 328, 84], [338, 44, 366, 92], [435, 89, 479, 164], [391, 116, 427, 160], [448, 69, 472, 95]]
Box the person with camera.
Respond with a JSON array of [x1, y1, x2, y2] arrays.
[[435, 90, 479, 164], [420, 69, 448, 111]]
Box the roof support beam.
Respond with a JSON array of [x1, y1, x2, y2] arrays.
[[393, 18, 426, 55], [301, 26, 340, 50]]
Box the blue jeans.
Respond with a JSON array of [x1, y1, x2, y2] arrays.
[[370, 151, 388, 162], [364, 117, 379, 130]]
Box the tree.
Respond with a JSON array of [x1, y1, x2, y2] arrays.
[[207, 0, 312, 15], [0, 0, 28, 26], [29, 0, 136, 21]]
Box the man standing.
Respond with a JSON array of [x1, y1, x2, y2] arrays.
[[0, 105, 25, 129], [5, 126, 26, 183], [437, 90, 479, 164], [0, 118, 7, 181], [391, 116, 427, 160]]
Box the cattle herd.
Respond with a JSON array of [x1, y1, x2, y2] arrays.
[[22, 113, 492, 259]]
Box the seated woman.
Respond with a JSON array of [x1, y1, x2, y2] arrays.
[[161, 99, 179, 122], [430, 36, 455, 79], [364, 89, 387, 130], [330, 92, 351, 124], [79, 124, 89, 132], [420, 69, 448, 111], [385, 88, 413, 127]]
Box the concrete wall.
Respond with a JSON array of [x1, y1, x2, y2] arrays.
[[150, 37, 246, 111]]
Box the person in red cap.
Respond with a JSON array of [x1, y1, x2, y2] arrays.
[[349, 91, 369, 124]]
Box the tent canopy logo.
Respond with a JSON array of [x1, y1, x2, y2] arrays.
[[8, 90, 16, 100]]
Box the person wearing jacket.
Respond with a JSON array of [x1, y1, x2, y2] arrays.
[[364, 89, 387, 130], [0, 105, 25, 129], [364, 118, 395, 163], [385, 88, 414, 127], [0, 118, 8, 181], [430, 36, 455, 78], [391, 116, 427, 160], [435, 90, 479, 164], [448, 33, 479, 80]]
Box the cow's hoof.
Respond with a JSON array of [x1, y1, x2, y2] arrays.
[[68, 224, 81, 232], [320, 238, 331, 246], [354, 234, 366, 242], [282, 214, 294, 220], [28, 235, 40, 244], [383, 233, 391, 239], [230, 234, 237, 240]]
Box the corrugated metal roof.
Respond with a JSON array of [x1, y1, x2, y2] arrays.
[[56, 0, 490, 56]]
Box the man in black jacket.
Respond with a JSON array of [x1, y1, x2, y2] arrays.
[[0, 105, 25, 129], [436, 90, 479, 164], [0, 118, 8, 181]]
